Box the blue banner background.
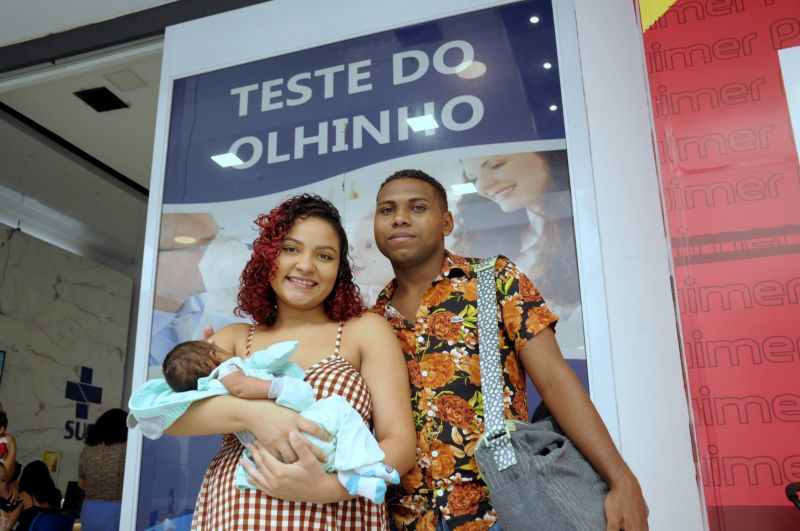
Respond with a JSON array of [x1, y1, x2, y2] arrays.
[[164, 0, 563, 204]]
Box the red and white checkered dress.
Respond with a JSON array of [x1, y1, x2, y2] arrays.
[[191, 322, 389, 530]]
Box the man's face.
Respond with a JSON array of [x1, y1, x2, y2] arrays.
[[374, 178, 453, 269]]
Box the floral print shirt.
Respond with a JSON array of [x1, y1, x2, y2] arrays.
[[371, 252, 558, 531]]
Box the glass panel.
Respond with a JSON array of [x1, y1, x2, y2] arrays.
[[137, 1, 587, 526]]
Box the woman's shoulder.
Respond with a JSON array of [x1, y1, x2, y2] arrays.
[[343, 312, 392, 336]]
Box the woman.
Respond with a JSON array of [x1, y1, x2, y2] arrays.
[[6, 461, 61, 531], [457, 150, 579, 314], [167, 194, 415, 530], [78, 408, 127, 530], [455, 149, 585, 365]]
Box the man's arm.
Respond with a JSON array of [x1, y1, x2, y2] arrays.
[[520, 328, 648, 531]]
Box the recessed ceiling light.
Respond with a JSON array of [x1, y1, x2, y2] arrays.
[[173, 236, 197, 245], [406, 115, 439, 132], [103, 69, 147, 92], [451, 182, 477, 195], [543, 62, 552, 69], [529, 16, 540, 24], [549, 104, 559, 111], [211, 153, 244, 167], [457, 61, 487, 79]]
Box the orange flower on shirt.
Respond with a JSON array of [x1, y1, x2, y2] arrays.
[[447, 482, 484, 516], [504, 353, 525, 389], [418, 510, 439, 531], [462, 278, 478, 301], [428, 310, 462, 340], [454, 520, 494, 531], [502, 294, 523, 336], [420, 353, 456, 388], [422, 281, 452, 307], [512, 390, 528, 419], [436, 394, 476, 429], [525, 310, 551, 336], [407, 359, 422, 387], [429, 440, 457, 479], [463, 354, 481, 386], [401, 464, 424, 493], [518, 273, 544, 302], [398, 329, 417, 354]]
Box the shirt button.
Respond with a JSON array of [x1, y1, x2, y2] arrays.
[[427, 410, 435, 417], [421, 370, 428, 377], [431, 450, 439, 458], [417, 336, 424, 343], [437, 489, 444, 497]]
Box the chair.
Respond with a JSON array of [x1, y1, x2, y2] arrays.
[[787, 482, 800, 511], [29, 511, 78, 531]]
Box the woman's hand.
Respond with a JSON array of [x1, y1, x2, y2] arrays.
[[242, 434, 350, 504], [242, 401, 330, 464]]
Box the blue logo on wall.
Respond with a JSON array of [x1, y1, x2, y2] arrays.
[[65, 366, 103, 419]]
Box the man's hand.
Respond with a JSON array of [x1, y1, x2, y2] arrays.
[[604, 476, 649, 531], [242, 434, 348, 503]]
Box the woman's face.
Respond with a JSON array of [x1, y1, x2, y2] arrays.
[[270, 216, 341, 311], [461, 152, 554, 212]]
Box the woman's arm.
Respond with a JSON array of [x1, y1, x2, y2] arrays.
[[163, 323, 329, 462], [243, 314, 416, 503], [2, 435, 15, 479], [355, 313, 416, 473], [520, 328, 648, 531], [5, 491, 30, 530]]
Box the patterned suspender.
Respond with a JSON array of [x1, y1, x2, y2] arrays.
[[476, 257, 518, 470], [245, 323, 256, 358], [334, 321, 344, 356]]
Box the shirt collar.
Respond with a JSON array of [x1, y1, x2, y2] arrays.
[[374, 250, 469, 310]]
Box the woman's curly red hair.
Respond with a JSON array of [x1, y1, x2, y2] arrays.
[[235, 194, 365, 326]]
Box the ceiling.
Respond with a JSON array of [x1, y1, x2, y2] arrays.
[[0, 41, 160, 274], [0, 1, 264, 276]]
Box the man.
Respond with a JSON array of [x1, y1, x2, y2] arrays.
[[370, 170, 648, 531]]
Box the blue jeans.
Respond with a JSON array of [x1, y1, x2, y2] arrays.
[[390, 518, 503, 531], [80, 499, 121, 531], [437, 520, 502, 531]]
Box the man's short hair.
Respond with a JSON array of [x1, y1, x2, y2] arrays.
[[379, 169, 448, 211]]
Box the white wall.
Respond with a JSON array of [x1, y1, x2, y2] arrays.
[[0, 223, 132, 492], [570, 0, 705, 528]]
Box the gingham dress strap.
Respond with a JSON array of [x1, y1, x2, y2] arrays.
[[245, 323, 256, 358], [334, 320, 344, 357], [476, 257, 518, 470]]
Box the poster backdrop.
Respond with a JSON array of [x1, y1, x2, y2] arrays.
[[139, 1, 588, 527], [643, 2, 800, 529]]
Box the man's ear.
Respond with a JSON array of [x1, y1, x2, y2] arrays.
[[442, 211, 454, 236]]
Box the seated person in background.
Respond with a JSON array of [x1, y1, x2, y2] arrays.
[[0, 408, 17, 481], [78, 409, 128, 531], [0, 462, 20, 531], [129, 339, 399, 503], [6, 460, 61, 531]]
